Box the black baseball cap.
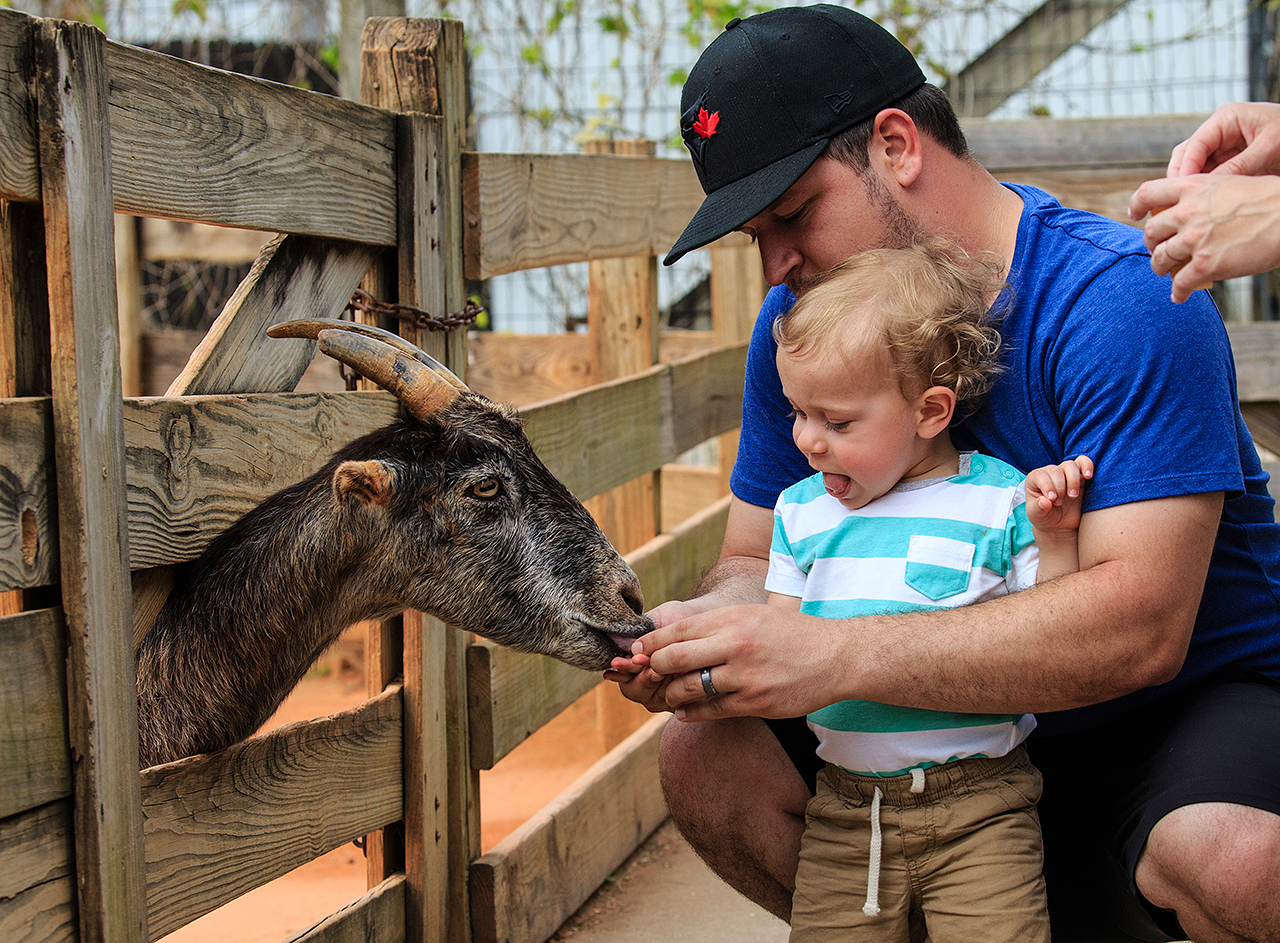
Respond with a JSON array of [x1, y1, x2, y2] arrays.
[[665, 4, 926, 266]]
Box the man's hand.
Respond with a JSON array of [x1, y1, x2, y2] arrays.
[[1128, 175, 1280, 302], [1161, 101, 1280, 178], [630, 604, 847, 722], [603, 599, 703, 713]]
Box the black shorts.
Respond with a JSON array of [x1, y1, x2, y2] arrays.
[[767, 669, 1280, 941]]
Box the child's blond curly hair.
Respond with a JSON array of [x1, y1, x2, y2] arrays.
[[772, 237, 1007, 413]]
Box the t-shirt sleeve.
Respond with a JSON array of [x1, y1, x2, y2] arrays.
[[731, 286, 815, 509], [1045, 255, 1244, 510], [765, 493, 808, 598], [1004, 481, 1040, 593]]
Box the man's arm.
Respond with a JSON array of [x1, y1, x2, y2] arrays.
[[636, 491, 1223, 721]]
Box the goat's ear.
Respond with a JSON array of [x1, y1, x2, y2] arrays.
[[333, 460, 396, 508]]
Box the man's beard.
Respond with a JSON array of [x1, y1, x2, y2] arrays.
[[786, 170, 924, 296]]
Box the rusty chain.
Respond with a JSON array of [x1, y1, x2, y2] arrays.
[[344, 287, 484, 332], [336, 288, 485, 391]]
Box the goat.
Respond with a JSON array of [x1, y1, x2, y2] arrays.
[[135, 320, 654, 768]]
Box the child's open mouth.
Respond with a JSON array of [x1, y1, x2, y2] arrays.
[[823, 473, 852, 499]]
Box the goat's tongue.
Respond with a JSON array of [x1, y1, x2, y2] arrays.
[[823, 473, 852, 499]]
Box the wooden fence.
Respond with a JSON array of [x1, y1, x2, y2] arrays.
[[5, 9, 1280, 943]]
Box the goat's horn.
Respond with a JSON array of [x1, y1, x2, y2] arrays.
[[267, 318, 468, 392], [315, 329, 462, 420]]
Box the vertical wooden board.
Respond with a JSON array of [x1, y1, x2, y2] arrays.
[[0, 608, 72, 819], [113, 215, 142, 397], [362, 18, 472, 943], [1, 199, 52, 399], [36, 18, 147, 943], [710, 242, 763, 492], [0, 9, 39, 202]]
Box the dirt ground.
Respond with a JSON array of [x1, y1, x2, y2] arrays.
[[158, 658, 649, 943]]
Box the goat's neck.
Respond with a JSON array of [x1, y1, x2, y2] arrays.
[[137, 483, 401, 766]]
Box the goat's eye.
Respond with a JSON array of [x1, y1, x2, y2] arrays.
[[469, 477, 501, 499]]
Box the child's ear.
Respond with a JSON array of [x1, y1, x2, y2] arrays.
[[915, 386, 957, 439]]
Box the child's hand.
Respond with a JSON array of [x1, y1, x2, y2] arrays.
[[1026, 455, 1095, 533]]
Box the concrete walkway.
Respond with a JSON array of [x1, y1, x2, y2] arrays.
[[549, 820, 789, 943]]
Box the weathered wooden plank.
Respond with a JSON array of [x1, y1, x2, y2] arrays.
[[362, 18, 472, 943], [0, 10, 38, 203], [0, 827, 77, 943], [0, 396, 57, 591], [710, 240, 766, 492], [37, 19, 147, 943], [467, 330, 717, 408], [462, 152, 704, 279], [125, 390, 400, 570], [141, 684, 403, 940], [0, 11, 398, 239], [104, 42, 396, 242], [0, 798, 76, 943], [168, 234, 379, 396], [1241, 403, 1280, 458], [469, 715, 670, 943], [467, 496, 729, 769], [1228, 323, 1280, 403], [667, 343, 750, 458], [965, 114, 1209, 172], [0, 608, 71, 819], [282, 873, 408, 943], [0, 798, 75, 904]]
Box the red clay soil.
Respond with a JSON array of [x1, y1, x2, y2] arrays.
[[157, 662, 650, 943]]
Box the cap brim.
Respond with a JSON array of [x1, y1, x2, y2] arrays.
[[664, 139, 829, 266]]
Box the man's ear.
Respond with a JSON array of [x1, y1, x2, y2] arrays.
[[915, 386, 957, 439], [333, 459, 396, 507], [872, 109, 923, 188]]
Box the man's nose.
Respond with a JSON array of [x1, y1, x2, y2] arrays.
[[758, 237, 801, 288]]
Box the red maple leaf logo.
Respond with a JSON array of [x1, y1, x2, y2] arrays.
[[692, 108, 720, 139]]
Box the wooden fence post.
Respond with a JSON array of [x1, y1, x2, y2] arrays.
[[583, 138, 662, 753], [35, 18, 148, 943], [362, 17, 475, 943], [710, 238, 765, 492]]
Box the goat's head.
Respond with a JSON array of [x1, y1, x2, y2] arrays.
[[268, 319, 654, 669]]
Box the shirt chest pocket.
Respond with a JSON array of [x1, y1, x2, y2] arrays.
[[904, 535, 976, 601]]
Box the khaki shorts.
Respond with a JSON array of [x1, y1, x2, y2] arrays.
[[790, 747, 1049, 943]]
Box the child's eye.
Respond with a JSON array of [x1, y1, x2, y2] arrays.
[[826, 420, 851, 432]]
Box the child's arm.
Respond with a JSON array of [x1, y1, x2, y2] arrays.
[[1025, 455, 1095, 582], [768, 592, 803, 611]]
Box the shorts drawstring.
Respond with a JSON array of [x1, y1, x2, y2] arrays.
[[863, 768, 926, 918], [862, 786, 883, 917]]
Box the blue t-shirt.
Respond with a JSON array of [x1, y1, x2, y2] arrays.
[[733, 182, 1280, 736]]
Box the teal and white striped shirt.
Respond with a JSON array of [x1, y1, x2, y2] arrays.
[[766, 452, 1039, 777]]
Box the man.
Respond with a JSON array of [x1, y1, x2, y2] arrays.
[[607, 6, 1280, 941]]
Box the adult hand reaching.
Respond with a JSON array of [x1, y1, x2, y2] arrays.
[[629, 604, 849, 722], [1128, 174, 1280, 302]]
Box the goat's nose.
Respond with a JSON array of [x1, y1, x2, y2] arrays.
[[620, 575, 645, 617]]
